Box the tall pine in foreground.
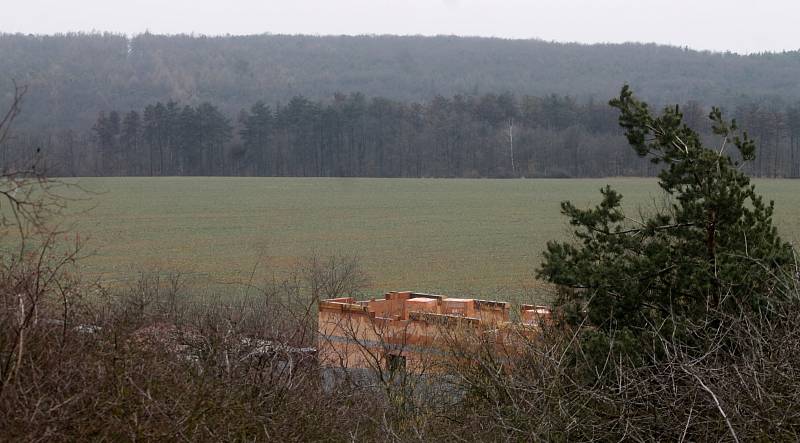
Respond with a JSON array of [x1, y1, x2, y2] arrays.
[[538, 86, 793, 364]]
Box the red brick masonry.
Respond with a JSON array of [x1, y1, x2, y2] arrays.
[[318, 291, 552, 374]]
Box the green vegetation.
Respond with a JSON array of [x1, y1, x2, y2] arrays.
[[66, 176, 800, 300], [540, 86, 794, 372]]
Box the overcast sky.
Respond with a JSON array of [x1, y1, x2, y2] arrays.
[[2, 0, 798, 54]]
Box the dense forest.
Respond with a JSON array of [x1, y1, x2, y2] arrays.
[[1, 32, 800, 177], [4, 91, 798, 178]]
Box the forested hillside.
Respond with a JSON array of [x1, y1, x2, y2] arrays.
[[1, 32, 799, 177]]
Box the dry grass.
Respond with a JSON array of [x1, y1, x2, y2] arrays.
[[3, 243, 800, 441]]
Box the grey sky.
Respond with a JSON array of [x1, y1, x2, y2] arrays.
[[2, 0, 798, 54]]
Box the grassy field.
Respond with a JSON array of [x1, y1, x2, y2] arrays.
[[59, 177, 800, 302]]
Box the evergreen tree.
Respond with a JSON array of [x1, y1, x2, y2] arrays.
[[92, 111, 120, 172], [176, 105, 201, 173], [196, 103, 232, 175], [164, 101, 181, 174], [120, 110, 141, 174], [142, 104, 158, 176], [537, 86, 794, 365], [239, 101, 273, 175]]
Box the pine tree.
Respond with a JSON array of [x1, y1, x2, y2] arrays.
[[197, 103, 232, 175], [239, 101, 273, 175], [176, 105, 201, 173], [537, 86, 793, 363], [120, 110, 141, 174]]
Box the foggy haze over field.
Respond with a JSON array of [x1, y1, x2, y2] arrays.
[[2, 0, 799, 54]]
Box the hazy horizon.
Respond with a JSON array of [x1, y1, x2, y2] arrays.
[[2, 0, 798, 55], [4, 30, 796, 57]]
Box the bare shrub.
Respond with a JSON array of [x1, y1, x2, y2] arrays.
[[434, 271, 800, 442], [0, 259, 384, 441], [0, 82, 381, 439], [4, 235, 799, 441], [302, 253, 369, 302]]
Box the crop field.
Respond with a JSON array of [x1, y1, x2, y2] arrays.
[[60, 177, 800, 302]]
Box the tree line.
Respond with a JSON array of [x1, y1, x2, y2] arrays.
[[3, 91, 799, 178], [92, 102, 232, 176], [3, 32, 800, 177], [2, 32, 800, 134]]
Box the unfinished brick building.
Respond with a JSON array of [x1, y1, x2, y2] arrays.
[[318, 291, 551, 376]]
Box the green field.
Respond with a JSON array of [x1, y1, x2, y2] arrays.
[[62, 177, 800, 302]]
